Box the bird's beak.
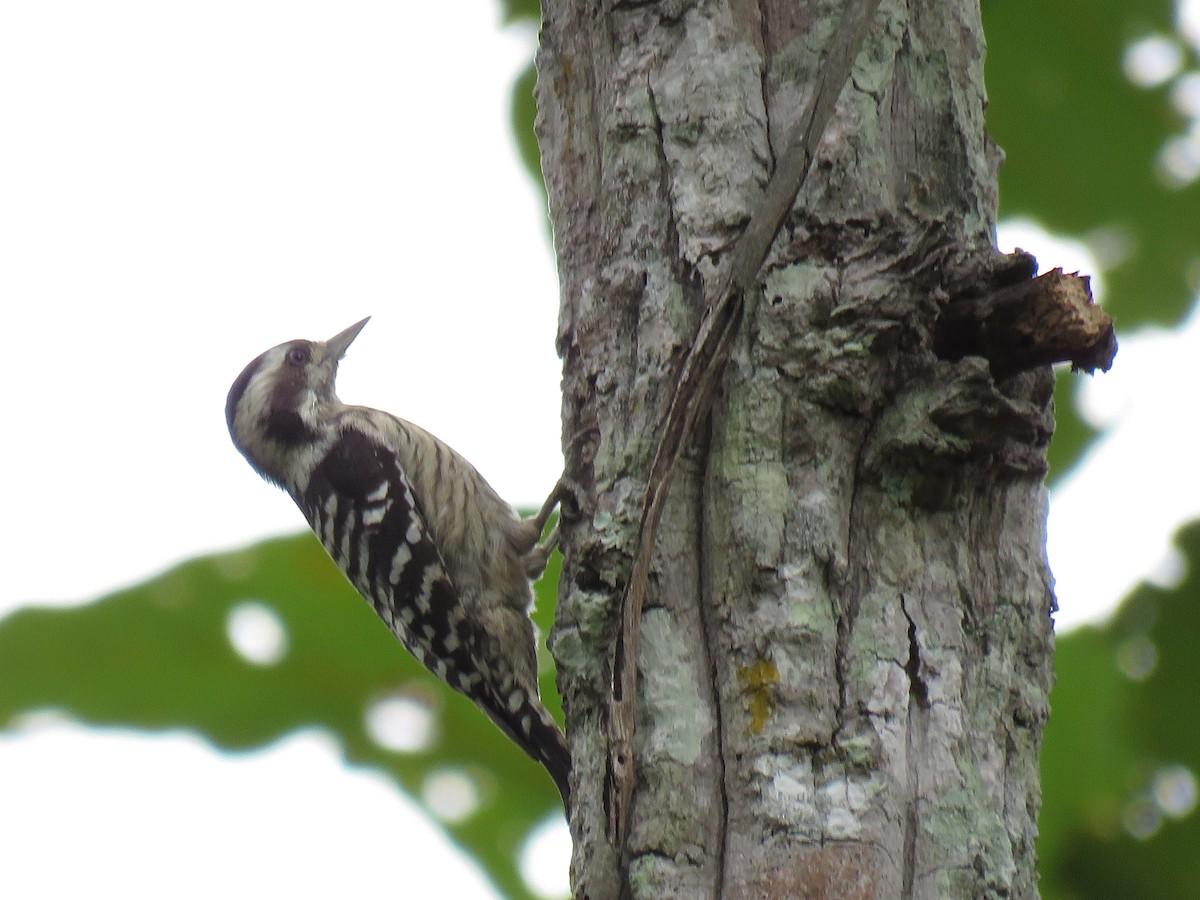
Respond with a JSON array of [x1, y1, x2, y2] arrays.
[[323, 317, 371, 364]]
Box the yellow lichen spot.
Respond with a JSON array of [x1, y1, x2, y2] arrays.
[[736, 659, 780, 735]]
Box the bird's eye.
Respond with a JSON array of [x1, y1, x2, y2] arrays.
[[286, 346, 311, 366]]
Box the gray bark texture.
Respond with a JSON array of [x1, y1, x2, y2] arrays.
[[534, 1, 1056, 898]]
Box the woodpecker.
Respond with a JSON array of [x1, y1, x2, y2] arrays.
[[225, 317, 570, 809]]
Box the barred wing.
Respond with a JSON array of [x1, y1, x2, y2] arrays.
[[298, 427, 570, 806]]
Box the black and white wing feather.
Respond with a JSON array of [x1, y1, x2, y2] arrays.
[[299, 426, 570, 805]]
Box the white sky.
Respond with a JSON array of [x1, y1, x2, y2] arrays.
[[1, 2, 1196, 898]]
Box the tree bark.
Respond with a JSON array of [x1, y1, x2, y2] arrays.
[[535, 1, 1055, 898]]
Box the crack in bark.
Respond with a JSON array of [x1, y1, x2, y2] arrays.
[[754, 0, 776, 170], [696, 426, 730, 899], [901, 593, 929, 707], [646, 78, 691, 296], [835, 369, 876, 738], [899, 592, 928, 899]]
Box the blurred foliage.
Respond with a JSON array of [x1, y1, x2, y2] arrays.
[[499, 0, 539, 24], [984, 0, 1189, 327], [983, 0, 1198, 476], [501, 0, 542, 188], [0, 533, 565, 900], [1039, 523, 1200, 900], [956, 7, 1200, 887], [512, 61, 543, 196]]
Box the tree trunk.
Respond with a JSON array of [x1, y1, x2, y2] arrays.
[[535, 1, 1055, 898]]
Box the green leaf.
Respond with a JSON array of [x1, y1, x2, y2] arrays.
[[984, 0, 1196, 329], [511, 59, 545, 190], [1040, 522, 1200, 899], [0, 533, 566, 900], [499, 0, 540, 26]]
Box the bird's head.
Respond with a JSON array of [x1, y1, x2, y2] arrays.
[[226, 317, 370, 487]]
